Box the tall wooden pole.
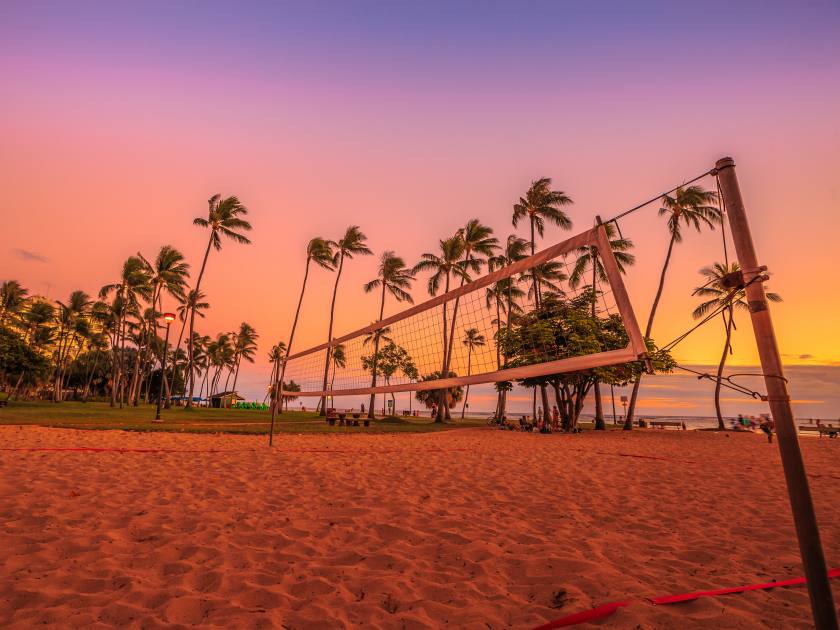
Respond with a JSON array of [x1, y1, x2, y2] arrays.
[[716, 157, 837, 629]]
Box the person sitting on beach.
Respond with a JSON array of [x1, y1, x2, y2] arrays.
[[826, 423, 838, 438], [730, 418, 740, 431]]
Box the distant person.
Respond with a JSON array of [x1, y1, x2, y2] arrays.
[[826, 423, 838, 439], [759, 415, 774, 443], [551, 406, 560, 430]]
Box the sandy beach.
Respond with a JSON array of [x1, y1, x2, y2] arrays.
[[0, 426, 837, 629]]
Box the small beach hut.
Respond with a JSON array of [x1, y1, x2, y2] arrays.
[[209, 391, 244, 409]]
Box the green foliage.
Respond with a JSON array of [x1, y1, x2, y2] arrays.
[[0, 325, 51, 386], [361, 342, 418, 382], [498, 293, 674, 428], [414, 371, 464, 409]]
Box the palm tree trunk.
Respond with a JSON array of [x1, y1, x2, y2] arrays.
[[186, 233, 214, 408], [231, 355, 242, 395], [82, 349, 100, 401], [540, 384, 550, 426], [320, 253, 345, 415], [529, 215, 538, 308], [591, 253, 605, 430], [270, 256, 312, 424], [367, 283, 386, 420], [118, 312, 128, 408], [624, 232, 676, 430], [436, 274, 451, 423], [166, 315, 188, 406], [461, 349, 472, 419], [715, 308, 734, 430]]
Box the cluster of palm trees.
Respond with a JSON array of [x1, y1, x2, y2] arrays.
[[0, 194, 256, 408], [2, 178, 747, 426]]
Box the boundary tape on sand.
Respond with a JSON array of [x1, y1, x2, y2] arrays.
[[532, 568, 840, 629], [0, 447, 470, 454]]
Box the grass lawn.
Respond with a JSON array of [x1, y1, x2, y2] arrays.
[[0, 401, 490, 435]]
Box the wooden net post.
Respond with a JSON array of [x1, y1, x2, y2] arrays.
[[716, 157, 837, 629]]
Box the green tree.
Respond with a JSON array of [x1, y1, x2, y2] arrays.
[[570, 221, 635, 429], [187, 195, 252, 407], [415, 371, 464, 410], [319, 226, 372, 415], [499, 293, 674, 430], [692, 261, 781, 429], [625, 185, 720, 428], [362, 342, 418, 415], [363, 252, 414, 419]]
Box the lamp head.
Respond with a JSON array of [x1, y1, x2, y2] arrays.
[[163, 312, 176, 323]]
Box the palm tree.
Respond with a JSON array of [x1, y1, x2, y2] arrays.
[[186, 195, 251, 408], [520, 260, 567, 302], [693, 262, 781, 429], [230, 322, 258, 395], [460, 328, 486, 418], [319, 226, 372, 415], [168, 290, 209, 406], [52, 290, 92, 401], [512, 178, 573, 307], [570, 222, 635, 429], [625, 185, 721, 428], [413, 237, 466, 421], [138, 246, 190, 404], [486, 235, 528, 419], [363, 251, 414, 419], [329, 343, 346, 393], [0, 280, 29, 325], [270, 238, 334, 418], [363, 325, 393, 347], [267, 341, 287, 408], [443, 220, 497, 412]]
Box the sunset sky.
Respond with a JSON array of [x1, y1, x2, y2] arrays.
[[2, 1, 839, 418]]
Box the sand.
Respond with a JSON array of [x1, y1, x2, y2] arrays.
[[0, 426, 837, 629]]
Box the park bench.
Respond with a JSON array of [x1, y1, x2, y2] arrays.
[[649, 420, 686, 430], [799, 425, 838, 438], [326, 408, 338, 426]]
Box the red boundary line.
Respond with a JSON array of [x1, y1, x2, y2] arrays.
[[533, 568, 840, 629]]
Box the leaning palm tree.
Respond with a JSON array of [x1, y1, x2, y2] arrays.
[[270, 238, 334, 418], [363, 252, 414, 419], [0, 280, 29, 325], [512, 178, 573, 307], [460, 328, 486, 418], [186, 195, 251, 407], [319, 226, 372, 415], [625, 185, 721, 428], [413, 237, 466, 421], [570, 222, 635, 429], [443, 220, 497, 407], [693, 262, 781, 429]]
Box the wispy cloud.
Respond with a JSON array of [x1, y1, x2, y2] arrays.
[[13, 248, 49, 263]]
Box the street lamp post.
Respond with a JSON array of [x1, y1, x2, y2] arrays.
[[154, 312, 176, 422]]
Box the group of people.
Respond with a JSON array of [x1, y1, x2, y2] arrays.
[[732, 413, 775, 442], [493, 406, 566, 433]]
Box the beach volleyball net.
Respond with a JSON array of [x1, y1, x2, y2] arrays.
[[281, 224, 647, 398]]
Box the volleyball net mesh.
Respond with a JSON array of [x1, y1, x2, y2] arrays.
[[282, 225, 647, 397]]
